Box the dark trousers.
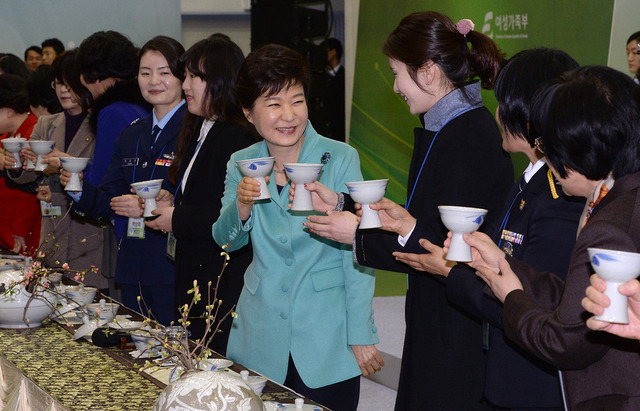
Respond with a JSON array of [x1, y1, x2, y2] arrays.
[[284, 355, 360, 411], [120, 283, 175, 326]]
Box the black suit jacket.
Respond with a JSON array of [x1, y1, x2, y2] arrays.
[[355, 106, 514, 410], [171, 120, 255, 354], [442, 164, 583, 408]]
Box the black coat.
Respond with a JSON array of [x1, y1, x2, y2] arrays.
[[355, 106, 513, 410], [171, 120, 255, 355], [442, 164, 584, 408]]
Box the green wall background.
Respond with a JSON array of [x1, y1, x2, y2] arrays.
[[351, 1, 615, 296]]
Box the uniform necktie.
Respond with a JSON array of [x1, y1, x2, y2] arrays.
[[150, 125, 161, 148]]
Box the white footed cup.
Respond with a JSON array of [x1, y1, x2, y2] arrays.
[[236, 157, 275, 200], [2, 137, 27, 169], [588, 247, 640, 323], [130, 179, 164, 217], [345, 179, 389, 229], [438, 205, 488, 262], [284, 163, 324, 211], [60, 157, 90, 191], [29, 140, 56, 172]]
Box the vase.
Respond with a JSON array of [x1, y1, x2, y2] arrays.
[[153, 369, 264, 411], [0, 286, 56, 329]]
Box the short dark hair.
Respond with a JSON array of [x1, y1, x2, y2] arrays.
[[627, 31, 640, 45], [138, 36, 185, 81], [24, 46, 42, 61], [236, 44, 310, 110], [0, 74, 30, 113], [323, 38, 343, 60], [51, 50, 92, 112], [41, 38, 65, 54], [26, 65, 62, 114], [532, 66, 640, 180], [383, 11, 505, 91], [77, 31, 137, 83], [180, 33, 245, 122], [494, 48, 578, 146], [0, 54, 29, 78]]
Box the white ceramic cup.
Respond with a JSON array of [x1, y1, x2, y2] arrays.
[[438, 205, 488, 262], [283, 163, 324, 211], [60, 157, 90, 191], [345, 179, 389, 229], [130, 179, 164, 217], [236, 157, 275, 200], [588, 247, 640, 323]]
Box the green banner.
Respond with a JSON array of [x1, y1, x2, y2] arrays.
[[351, 0, 614, 204]]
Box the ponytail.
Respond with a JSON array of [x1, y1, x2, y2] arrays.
[[383, 11, 505, 91], [466, 30, 505, 89]]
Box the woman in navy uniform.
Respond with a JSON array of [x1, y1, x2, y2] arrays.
[[464, 66, 640, 410], [61, 36, 186, 325], [393, 49, 585, 410]]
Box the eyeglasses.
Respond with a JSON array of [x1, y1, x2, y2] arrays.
[[534, 137, 545, 153], [50, 80, 66, 90]]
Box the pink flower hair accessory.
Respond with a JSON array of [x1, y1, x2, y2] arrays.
[[456, 19, 475, 36]]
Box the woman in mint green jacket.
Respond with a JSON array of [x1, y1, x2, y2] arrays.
[[212, 44, 382, 411]]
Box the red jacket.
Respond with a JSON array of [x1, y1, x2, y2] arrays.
[[0, 113, 41, 254]]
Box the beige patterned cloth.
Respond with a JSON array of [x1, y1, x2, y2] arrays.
[[0, 322, 161, 410]]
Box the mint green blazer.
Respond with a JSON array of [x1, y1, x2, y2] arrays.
[[213, 121, 378, 388]]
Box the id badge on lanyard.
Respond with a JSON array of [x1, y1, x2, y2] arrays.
[[166, 232, 177, 260], [40, 200, 62, 217], [127, 217, 145, 239]]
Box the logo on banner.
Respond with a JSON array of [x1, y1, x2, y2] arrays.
[[481, 11, 529, 40]]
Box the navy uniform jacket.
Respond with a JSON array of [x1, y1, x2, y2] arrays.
[[73, 104, 186, 287], [354, 91, 514, 410], [503, 170, 640, 410], [441, 163, 584, 409]]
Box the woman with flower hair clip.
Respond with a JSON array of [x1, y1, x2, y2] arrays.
[[294, 11, 513, 410]]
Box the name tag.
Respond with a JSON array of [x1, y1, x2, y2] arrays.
[[166, 232, 176, 260], [40, 201, 62, 217], [122, 158, 139, 167], [127, 217, 145, 239]]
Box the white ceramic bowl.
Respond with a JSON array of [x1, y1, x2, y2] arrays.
[[198, 358, 234, 371], [246, 375, 267, 395], [60, 157, 90, 173], [131, 331, 162, 356], [345, 179, 389, 229], [130, 178, 164, 217], [587, 247, 640, 323], [2, 137, 27, 169], [29, 140, 56, 171], [45, 272, 63, 284], [438, 205, 488, 262], [86, 301, 119, 322], [236, 157, 275, 200], [1, 137, 27, 152], [283, 163, 324, 211], [65, 286, 97, 306], [0, 290, 55, 328], [60, 157, 90, 191]]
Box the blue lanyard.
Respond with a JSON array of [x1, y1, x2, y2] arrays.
[[405, 102, 482, 210], [132, 136, 167, 183], [496, 181, 524, 247]]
